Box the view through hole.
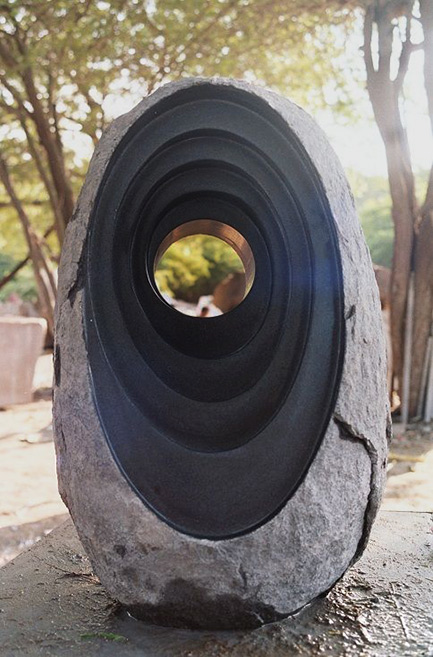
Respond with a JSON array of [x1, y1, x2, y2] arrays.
[[154, 220, 255, 317]]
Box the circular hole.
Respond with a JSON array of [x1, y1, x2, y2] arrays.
[[153, 220, 255, 317]]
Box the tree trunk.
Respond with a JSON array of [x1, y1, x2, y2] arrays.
[[18, 114, 65, 245], [409, 0, 433, 416], [0, 153, 57, 339], [363, 1, 418, 399], [21, 68, 75, 244], [410, 210, 433, 415], [0, 30, 75, 245], [383, 130, 417, 392]]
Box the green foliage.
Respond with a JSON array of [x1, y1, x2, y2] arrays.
[[360, 202, 394, 269], [155, 235, 243, 302], [0, 138, 59, 298], [0, 175, 53, 303], [0, 0, 358, 178], [0, 0, 359, 304], [348, 170, 393, 268], [0, 252, 13, 279], [0, 254, 37, 302]]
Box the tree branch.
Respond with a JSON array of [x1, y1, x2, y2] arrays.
[[0, 224, 55, 293], [419, 0, 433, 216], [47, 69, 63, 154], [0, 150, 57, 330], [75, 82, 104, 145], [395, 14, 412, 90], [376, 3, 394, 81], [18, 111, 63, 242], [363, 3, 376, 78], [0, 73, 33, 118], [420, 0, 433, 132], [0, 33, 17, 68], [18, 54, 73, 239]]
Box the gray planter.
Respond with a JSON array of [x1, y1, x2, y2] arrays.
[[0, 316, 46, 406]]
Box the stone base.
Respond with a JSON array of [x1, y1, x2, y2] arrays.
[[0, 511, 431, 656]]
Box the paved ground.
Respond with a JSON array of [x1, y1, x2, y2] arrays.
[[0, 511, 432, 656], [384, 424, 433, 513], [0, 354, 68, 567], [0, 353, 433, 655]]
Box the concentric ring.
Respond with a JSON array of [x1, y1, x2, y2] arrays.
[[84, 82, 345, 539]]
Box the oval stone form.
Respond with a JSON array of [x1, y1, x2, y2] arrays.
[[54, 78, 389, 630]]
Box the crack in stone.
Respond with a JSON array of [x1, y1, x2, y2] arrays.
[[67, 233, 88, 308], [53, 344, 61, 387], [333, 414, 381, 563]]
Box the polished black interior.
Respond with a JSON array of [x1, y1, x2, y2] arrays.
[[85, 82, 345, 539]]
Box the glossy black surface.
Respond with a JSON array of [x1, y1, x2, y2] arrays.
[[85, 83, 345, 538]]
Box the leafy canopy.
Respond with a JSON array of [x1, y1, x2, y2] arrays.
[[155, 234, 244, 302], [0, 0, 357, 298]]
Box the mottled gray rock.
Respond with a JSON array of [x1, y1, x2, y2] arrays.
[[53, 78, 389, 629]]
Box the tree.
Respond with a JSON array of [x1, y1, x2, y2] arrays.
[[0, 150, 56, 335], [349, 170, 394, 268], [0, 0, 355, 238], [361, 0, 433, 416], [0, 0, 356, 337]]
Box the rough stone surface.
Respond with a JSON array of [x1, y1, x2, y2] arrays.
[[53, 78, 389, 628], [1, 511, 432, 656]]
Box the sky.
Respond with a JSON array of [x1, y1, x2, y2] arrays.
[[65, 35, 432, 183], [318, 49, 432, 178]]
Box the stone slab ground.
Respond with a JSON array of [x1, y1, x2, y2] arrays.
[[0, 510, 432, 657]]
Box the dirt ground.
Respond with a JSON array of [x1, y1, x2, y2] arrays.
[[0, 353, 432, 567]]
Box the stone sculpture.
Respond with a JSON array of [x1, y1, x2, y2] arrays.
[[54, 78, 389, 629]]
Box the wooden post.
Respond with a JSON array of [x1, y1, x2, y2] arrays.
[[418, 336, 432, 418], [401, 273, 415, 425], [424, 335, 433, 422]]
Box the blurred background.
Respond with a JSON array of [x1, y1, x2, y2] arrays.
[[0, 0, 432, 565]]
